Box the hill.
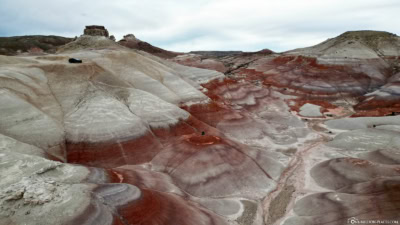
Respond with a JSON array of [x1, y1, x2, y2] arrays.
[[287, 30, 400, 58], [0, 35, 73, 55]]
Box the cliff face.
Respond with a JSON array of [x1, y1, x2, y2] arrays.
[[1, 29, 400, 225]]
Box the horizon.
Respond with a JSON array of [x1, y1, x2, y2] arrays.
[[1, 29, 398, 54], [1, 0, 399, 52]]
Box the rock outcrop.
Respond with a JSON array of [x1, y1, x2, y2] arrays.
[[57, 26, 123, 52], [118, 33, 182, 59], [123, 34, 136, 40], [83, 25, 109, 37]]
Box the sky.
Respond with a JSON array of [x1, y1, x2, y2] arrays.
[[0, 0, 399, 52]]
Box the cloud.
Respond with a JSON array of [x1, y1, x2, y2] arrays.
[[0, 0, 399, 52]]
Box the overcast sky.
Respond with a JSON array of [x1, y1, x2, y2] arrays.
[[1, 0, 399, 52]]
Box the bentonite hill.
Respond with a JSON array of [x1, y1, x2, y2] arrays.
[[0, 26, 400, 225]]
